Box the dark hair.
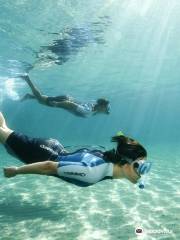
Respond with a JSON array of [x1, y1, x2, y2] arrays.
[[97, 98, 109, 106], [103, 135, 147, 165]]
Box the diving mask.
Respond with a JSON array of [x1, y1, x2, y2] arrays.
[[134, 160, 152, 189]]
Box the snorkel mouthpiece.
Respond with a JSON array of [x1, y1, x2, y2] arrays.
[[137, 161, 152, 189], [138, 181, 145, 189]]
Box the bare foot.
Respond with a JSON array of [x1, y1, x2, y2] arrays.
[[3, 167, 17, 178], [21, 93, 35, 101], [17, 73, 29, 81]]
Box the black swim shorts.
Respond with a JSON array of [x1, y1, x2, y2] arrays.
[[5, 132, 66, 164], [46, 95, 71, 106]]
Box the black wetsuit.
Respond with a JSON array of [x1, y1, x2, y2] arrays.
[[5, 132, 66, 164]]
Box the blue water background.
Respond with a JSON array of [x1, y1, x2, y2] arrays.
[[0, 1, 180, 239]]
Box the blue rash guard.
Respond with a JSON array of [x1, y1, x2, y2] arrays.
[[57, 149, 113, 187], [46, 96, 96, 117], [75, 102, 95, 117]]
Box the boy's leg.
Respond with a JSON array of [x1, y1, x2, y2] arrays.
[[21, 93, 36, 101], [21, 75, 48, 104], [0, 112, 13, 144], [0, 127, 13, 144], [0, 112, 7, 128]]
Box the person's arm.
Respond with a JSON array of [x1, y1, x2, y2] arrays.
[[3, 161, 58, 178]]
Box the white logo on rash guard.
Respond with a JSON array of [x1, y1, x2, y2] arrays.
[[40, 144, 57, 154], [63, 172, 86, 177]]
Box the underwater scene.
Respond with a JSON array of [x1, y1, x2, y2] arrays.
[[0, 0, 180, 239]]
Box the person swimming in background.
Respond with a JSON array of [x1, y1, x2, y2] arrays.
[[20, 75, 110, 117], [0, 112, 151, 188], [33, 17, 110, 68]]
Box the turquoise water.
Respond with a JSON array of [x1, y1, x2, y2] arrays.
[[0, 0, 180, 239]]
